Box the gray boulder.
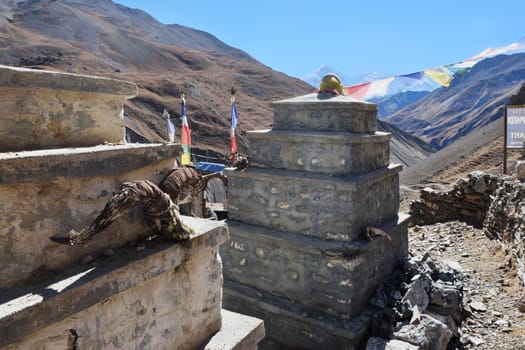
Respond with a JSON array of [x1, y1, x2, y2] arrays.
[[393, 314, 452, 350], [366, 337, 419, 350]]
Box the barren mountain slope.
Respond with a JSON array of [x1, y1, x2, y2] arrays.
[[0, 0, 312, 157], [377, 119, 436, 168], [0, 0, 434, 165], [401, 83, 525, 186], [400, 119, 505, 185]]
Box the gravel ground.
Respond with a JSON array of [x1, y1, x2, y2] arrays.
[[408, 221, 525, 349]]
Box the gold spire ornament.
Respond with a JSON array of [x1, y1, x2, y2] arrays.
[[319, 73, 345, 95]]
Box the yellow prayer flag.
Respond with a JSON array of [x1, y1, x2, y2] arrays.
[[181, 153, 192, 166], [424, 69, 453, 87]]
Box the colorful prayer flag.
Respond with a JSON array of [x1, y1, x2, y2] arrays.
[[180, 94, 192, 165], [342, 37, 525, 101], [230, 96, 239, 159], [423, 67, 453, 87], [343, 82, 371, 99]]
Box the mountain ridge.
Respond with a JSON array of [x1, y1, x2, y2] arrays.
[[303, 37, 525, 125], [385, 53, 525, 149], [0, 0, 314, 156], [0, 0, 433, 167]]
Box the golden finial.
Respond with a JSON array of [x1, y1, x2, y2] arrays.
[[319, 73, 345, 95]]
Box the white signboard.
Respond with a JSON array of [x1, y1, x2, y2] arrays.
[[506, 106, 525, 148]]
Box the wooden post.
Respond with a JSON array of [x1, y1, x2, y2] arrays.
[[504, 106, 508, 175]]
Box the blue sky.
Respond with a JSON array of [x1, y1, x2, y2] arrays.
[[114, 1, 524, 82]]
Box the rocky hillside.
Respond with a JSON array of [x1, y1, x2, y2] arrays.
[[0, 0, 434, 167], [0, 0, 312, 157], [385, 54, 525, 150], [377, 119, 435, 167]]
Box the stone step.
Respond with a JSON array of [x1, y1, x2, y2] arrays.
[[202, 309, 265, 350], [0, 143, 180, 185], [221, 215, 409, 320], [0, 217, 228, 349], [247, 130, 391, 175], [226, 165, 401, 240]]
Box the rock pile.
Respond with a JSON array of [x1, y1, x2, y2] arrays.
[[409, 171, 525, 287], [366, 251, 464, 350]]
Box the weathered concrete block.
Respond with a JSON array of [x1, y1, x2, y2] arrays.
[[248, 130, 391, 175], [226, 165, 401, 241], [222, 215, 409, 320], [271, 93, 377, 133], [1, 217, 228, 350], [0, 144, 179, 289], [204, 310, 265, 350], [223, 279, 375, 350], [0, 65, 137, 152]]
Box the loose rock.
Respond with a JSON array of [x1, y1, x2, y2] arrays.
[[470, 301, 488, 313]]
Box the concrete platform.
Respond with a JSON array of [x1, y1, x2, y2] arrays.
[[0, 143, 180, 290], [0, 65, 138, 152]]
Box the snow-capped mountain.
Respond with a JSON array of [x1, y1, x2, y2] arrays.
[[303, 37, 525, 121], [301, 64, 390, 88]]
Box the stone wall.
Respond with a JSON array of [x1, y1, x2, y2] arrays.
[[409, 171, 505, 228], [484, 179, 525, 285], [227, 166, 401, 241], [409, 171, 525, 286]]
